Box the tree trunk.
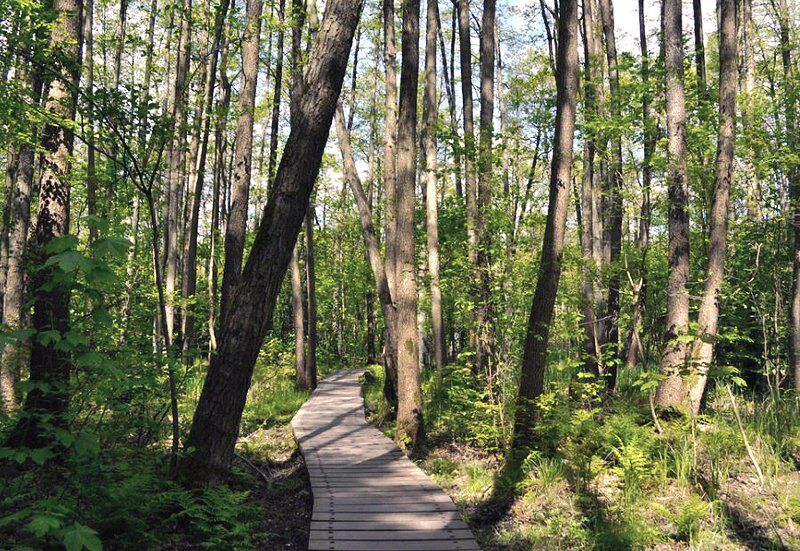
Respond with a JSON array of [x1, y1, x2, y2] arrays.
[[579, 0, 605, 375], [0, 68, 40, 412], [6, 0, 83, 448], [684, 0, 737, 413], [182, 0, 227, 359], [219, 0, 263, 325], [778, 0, 800, 390], [423, 0, 445, 372], [692, 0, 706, 90], [457, 0, 480, 367], [84, 0, 97, 245], [290, 244, 306, 387], [305, 205, 318, 390], [655, 0, 692, 409], [622, 0, 653, 371], [395, 0, 423, 451], [112, 0, 128, 88], [179, 0, 362, 481], [511, 0, 578, 450], [597, 0, 622, 389], [268, 0, 286, 184], [163, 0, 191, 344], [475, 0, 495, 378], [383, 0, 399, 299], [334, 104, 398, 395]]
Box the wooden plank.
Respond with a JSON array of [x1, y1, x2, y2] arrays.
[[308, 540, 481, 550], [291, 369, 479, 549]]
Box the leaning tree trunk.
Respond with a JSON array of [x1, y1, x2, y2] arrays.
[[334, 104, 398, 394], [511, 0, 578, 451], [655, 0, 692, 409], [395, 0, 423, 451], [179, 0, 362, 482], [684, 0, 737, 413], [219, 0, 263, 325], [6, 0, 83, 448]]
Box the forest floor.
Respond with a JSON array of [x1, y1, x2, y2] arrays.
[[360, 365, 800, 550]]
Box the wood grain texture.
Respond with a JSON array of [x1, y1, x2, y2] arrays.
[[292, 369, 479, 550]]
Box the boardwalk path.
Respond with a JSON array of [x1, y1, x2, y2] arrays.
[[291, 369, 479, 550]]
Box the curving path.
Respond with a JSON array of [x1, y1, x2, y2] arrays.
[[291, 369, 479, 550]]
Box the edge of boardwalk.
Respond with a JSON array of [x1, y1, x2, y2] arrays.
[[290, 369, 480, 551]]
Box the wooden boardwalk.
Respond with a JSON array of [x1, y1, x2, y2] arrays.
[[291, 369, 479, 550]]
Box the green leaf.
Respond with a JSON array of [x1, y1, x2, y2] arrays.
[[44, 235, 78, 255], [62, 523, 102, 551], [28, 447, 55, 465], [91, 237, 132, 257], [45, 251, 91, 273], [27, 514, 61, 537], [73, 432, 99, 457]]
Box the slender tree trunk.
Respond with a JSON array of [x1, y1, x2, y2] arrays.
[[334, 104, 399, 387], [655, 0, 692, 408], [395, 0, 423, 450], [684, 0, 737, 413], [112, 0, 128, 88], [383, 0, 399, 296], [6, 0, 83, 448], [290, 244, 306, 387], [579, 0, 605, 375], [305, 204, 318, 390], [423, 0, 445, 372], [163, 0, 191, 344], [475, 0, 495, 378], [208, 42, 231, 356], [457, 0, 480, 366], [0, 69, 40, 412], [693, 0, 706, 89], [220, 0, 263, 324], [622, 0, 653, 371], [84, 0, 97, 245], [512, 0, 578, 449], [778, 0, 800, 390], [180, 0, 362, 481], [268, 0, 286, 184]]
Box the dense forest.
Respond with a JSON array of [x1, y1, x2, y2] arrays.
[[1, 0, 800, 546]]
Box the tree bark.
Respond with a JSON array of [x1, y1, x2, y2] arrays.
[[180, 0, 362, 481], [512, 0, 578, 449], [622, 0, 653, 371], [684, 0, 737, 413], [219, 0, 263, 325], [6, 0, 83, 448], [268, 0, 286, 184], [305, 204, 318, 390], [395, 0, 423, 450], [655, 0, 692, 409], [290, 244, 306, 387], [422, 0, 445, 372], [0, 68, 40, 412], [163, 0, 191, 344], [334, 104, 398, 396], [457, 0, 480, 366], [475, 0, 495, 378]]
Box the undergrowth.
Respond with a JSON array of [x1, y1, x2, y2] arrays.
[[363, 361, 800, 550]]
